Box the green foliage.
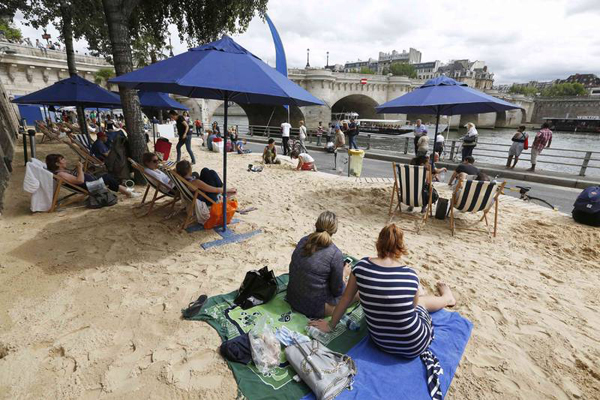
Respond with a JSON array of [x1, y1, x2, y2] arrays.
[[508, 84, 538, 96], [0, 18, 22, 41], [387, 63, 416, 78], [541, 82, 587, 97], [94, 68, 115, 88], [359, 67, 375, 75]]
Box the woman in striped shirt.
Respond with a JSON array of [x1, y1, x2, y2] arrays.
[[309, 224, 456, 399]]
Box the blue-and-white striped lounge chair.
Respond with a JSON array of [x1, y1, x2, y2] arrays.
[[389, 162, 433, 226], [164, 169, 215, 231], [128, 158, 180, 217], [450, 179, 506, 237], [70, 133, 93, 152]]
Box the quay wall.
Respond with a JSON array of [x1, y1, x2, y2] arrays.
[[532, 97, 600, 123]]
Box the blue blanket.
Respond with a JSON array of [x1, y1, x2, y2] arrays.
[[301, 309, 473, 400]]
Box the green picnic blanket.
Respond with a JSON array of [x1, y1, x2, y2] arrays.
[[188, 272, 367, 400]]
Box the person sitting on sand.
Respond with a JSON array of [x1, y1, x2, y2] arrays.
[[206, 130, 216, 151], [142, 152, 174, 190], [263, 138, 280, 164], [175, 160, 236, 204], [235, 139, 251, 154], [287, 211, 355, 318], [46, 153, 136, 197], [291, 150, 318, 171], [448, 156, 479, 185], [309, 224, 455, 397]]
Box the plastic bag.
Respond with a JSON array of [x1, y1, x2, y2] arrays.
[[249, 316, 281, 375], [203, 199, 238, 229]]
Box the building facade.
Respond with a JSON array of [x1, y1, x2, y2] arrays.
[[413, 61, 441, 80], [436, 59, 494, 90], [344, 48, 422, 73]]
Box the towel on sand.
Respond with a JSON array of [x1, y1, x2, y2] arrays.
[[301, 309, 473, 400]]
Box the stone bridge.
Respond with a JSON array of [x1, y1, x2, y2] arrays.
[[192, 69, 535, 129]]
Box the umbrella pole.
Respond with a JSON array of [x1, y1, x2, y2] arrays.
[[432, 109, 440, 199], [222, 94, 229, 232]]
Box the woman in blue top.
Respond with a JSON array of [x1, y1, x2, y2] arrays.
[[309, 224, 455, 400]]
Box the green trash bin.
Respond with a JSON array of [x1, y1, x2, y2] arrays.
[[348, 149, 365, 177]]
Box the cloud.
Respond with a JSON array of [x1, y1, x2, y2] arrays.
[[565, 0, 600, 16]]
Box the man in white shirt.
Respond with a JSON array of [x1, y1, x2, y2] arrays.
[[281, 121, 291, 155]]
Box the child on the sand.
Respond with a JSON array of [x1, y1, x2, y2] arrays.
[[291, 150, 317, 171]]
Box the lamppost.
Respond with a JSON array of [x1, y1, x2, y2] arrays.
[[326, 51, 329, 68], [168, 37, 174, 57], [306, 48, 310, 69]]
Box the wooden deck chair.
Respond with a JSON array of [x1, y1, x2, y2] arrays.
[[69, 133, 93, 152], [165, 169, 216, 231], [389, 162, 434, 229], [62, 139, 106, 173], [128, 158, 180, 217], [36, 122, 61, 143], [49, 175, 90, 212], [449, 179, 506, 237]]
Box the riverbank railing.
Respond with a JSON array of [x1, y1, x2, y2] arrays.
[[236, 124, 599, 177]]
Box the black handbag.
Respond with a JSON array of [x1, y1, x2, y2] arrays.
[[234, 267, 277, 309]]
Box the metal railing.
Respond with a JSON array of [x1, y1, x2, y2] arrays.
[[240, 124, 599, 177]]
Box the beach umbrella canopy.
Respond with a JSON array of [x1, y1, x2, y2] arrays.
[[12, 74, 122, 108], [110, 35, 324, 231], [376, 75, 522, 116], [138, 91, 188, 110]]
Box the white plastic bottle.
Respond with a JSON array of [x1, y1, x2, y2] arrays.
[[306, 326, 328, 343]]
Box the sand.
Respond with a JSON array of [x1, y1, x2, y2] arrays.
[[0, 138, 599, 400]]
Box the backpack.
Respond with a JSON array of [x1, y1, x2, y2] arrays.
[[86, 188, 118, 209], [234, 266, 277, 310], [573, 186, 600, 214]]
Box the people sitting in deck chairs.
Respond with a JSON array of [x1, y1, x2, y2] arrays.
[[309, 224, 456, 400], [287, 211, 356, 318], [142, 152, 175, 190], [448, 156, 479, 185], [45, 154, 136, 197], [175, 160, 236, 204], [431, 153, 447, 182], [291, 150, 318, 171], [263, 139, 280, 164], [91, 131, 110, 161]]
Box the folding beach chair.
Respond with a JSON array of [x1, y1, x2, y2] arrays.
[[36, 122, 61, 143], [49, 174, 90, 212], [389, 162, 434, 228], [128, 158, 180, 217], [165, 169, 215, 231], [62, 139, 106, 173], [69, 133, 94, 153], [449, 179, 506, 237]]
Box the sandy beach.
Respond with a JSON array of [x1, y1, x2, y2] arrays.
[[1, 138, 599, 400]]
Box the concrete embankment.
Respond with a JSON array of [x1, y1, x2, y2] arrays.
[[241, 135, 599, 190]]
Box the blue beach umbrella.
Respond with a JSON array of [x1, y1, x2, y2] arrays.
[[12, 74, 122, 108], [138, 91, 188, 111], [376, 75, 523, 176], [110, 35, 324, 232]]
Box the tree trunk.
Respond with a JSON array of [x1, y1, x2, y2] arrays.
[[102, 0, 146, 182], [61, 6, 89, 141], [0, 79, 20, 214]]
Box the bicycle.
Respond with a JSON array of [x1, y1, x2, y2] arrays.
[[288, 137, 307, 154]]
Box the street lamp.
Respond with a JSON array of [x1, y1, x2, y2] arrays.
[[306, 48, 310, 69], [326, 51, 329, 68]]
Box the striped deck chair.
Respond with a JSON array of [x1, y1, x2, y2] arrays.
[[450, 179, 506, 237], [69, 133, 93, 153], [389, 162, 434, 226], [128, 158, 180, 217], [62, 139, 106, 173], [165, 169, 216, 231], [36, 122, 61, 143], [49, 175, 90, 212]]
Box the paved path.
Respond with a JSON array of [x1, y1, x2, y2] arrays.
[[243, 141, 583, 213]]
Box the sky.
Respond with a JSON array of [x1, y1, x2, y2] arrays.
[[13, 0, 600, 85]]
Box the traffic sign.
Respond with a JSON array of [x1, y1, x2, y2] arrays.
[[360, 78, 367, 85]]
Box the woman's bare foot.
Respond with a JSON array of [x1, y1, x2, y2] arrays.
[[437, 282, 456, 307]]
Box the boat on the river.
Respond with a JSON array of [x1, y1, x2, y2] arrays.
[[357, 118, 449, 136], [543, 117, 600, 133]]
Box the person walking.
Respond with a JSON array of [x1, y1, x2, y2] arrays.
[[461, 122, 478, 161], [434, 132, 445, 156], [298, 120, 307, 148], [281, 120, 291, 156], [194, 118, 202, 137], [506, 125, 529, 169], [528, 122, 553, 172], [170, 110, 195, 164], [413, 119, 428, 154], [347, 118, 359, 150], [316, 121, 324, 146]]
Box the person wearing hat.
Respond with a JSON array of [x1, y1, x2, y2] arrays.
[[91, 131, 110, 161], [461, 122, 478, 161]]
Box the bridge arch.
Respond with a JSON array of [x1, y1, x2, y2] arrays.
[[210, 102, 305, 128], [330, 94, 379, 119]]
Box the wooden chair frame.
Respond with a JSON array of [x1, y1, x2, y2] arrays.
[[388, 162, 434, 231], [62, 139, 106, 173], [449, 180, 506, 237], [49, 175, 89, 212], [166, 169, 216, 231], [128, 158, 180, 218], [36, 122, 61, 143]]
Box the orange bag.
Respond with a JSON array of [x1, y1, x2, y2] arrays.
[[203, 199, 238, 229]]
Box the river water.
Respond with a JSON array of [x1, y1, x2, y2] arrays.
[[212, 115, 600, 177]]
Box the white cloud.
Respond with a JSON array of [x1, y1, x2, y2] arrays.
[[13, 0, 600, 84]]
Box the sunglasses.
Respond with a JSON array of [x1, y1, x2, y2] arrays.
[[151, 159, 159, 163]]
